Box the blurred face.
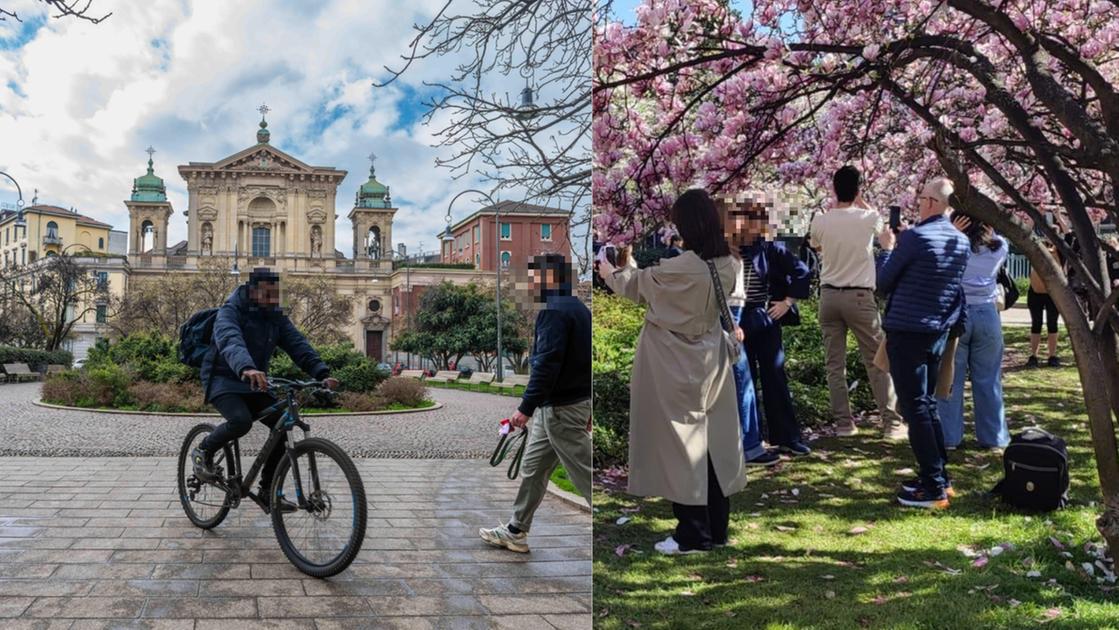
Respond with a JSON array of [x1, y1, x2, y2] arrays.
[[724, 201, 769, 247], [250, 280, 280, 308]]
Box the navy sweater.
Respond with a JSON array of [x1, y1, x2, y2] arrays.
[[876, 214, 971, 334], [518, 295, 592, 417]]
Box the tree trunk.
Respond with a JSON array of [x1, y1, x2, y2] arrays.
[[1048, 282, 1119, 553]]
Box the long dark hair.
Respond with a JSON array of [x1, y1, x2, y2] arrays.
[[956, 212, 1001, 252], [671, 189, 731, 260]]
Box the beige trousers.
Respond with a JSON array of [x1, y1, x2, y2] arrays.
[[818, 288, 902, 425]]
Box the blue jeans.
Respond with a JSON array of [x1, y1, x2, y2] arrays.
[[730, 306, 766, 460], [937, 303, 1009, 449], [887, 330, 950, 493]]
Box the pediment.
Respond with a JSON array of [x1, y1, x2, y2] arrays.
[[212, 145, 315, 174]]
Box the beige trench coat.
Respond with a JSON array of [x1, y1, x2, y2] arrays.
[[603, 251, 748, 505]]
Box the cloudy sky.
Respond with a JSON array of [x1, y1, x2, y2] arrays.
[[0, 0, 523, 258]]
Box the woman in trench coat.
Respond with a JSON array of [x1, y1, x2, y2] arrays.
[[600, 189, 748, 554]]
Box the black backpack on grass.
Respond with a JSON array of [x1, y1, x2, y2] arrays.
[[991, 427, 1069, 511], [178, 308, 219, 368]]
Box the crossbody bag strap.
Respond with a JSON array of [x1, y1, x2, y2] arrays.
[[706, 259, 736, 334]]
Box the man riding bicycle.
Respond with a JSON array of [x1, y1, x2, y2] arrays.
[[191, 268, 338, 510]]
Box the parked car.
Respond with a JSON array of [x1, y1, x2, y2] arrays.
[[72, 357, 88, 370]]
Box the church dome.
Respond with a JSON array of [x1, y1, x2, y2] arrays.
[[355, 163, 391, 208], [131, 153, 167, 202]]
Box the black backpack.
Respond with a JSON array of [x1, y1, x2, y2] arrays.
[[991, 427, 1069, 511], [178, 308, 219, 368], [997, 265, 1019, 309]]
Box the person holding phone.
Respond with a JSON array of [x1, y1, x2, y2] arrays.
[[598, 189, 747, 555], [809, 166, 904, 440]]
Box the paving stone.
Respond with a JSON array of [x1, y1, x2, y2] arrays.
[[0, 383, 590, 627], [141, 596, 256, 618], [257, 596, 372, 618], [25, 597, 146, 619]]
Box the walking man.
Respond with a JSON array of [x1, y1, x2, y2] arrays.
[[877, 178, 970, 508], [810, 166, 904, 439], [480, 254, 592, 553], [192, 268, 338, 512]]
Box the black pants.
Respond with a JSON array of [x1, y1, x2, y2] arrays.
[[741, 305, 802, 447], [199, 393, 285, 491], [1027, 288, 1059, 334], [671, 454, 729, 551]]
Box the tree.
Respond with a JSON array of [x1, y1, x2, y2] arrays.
[[284, 276, 354, 345], [0, 254, 107, 351], [596, 0, 1119, 551], [468, 287, 529, 373], [389, 281, 528, 371], [0, 1, 110, 24], [380, 0, 592, 272], [109, 258, 239, 336]]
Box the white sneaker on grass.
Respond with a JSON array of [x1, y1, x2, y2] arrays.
[[654, 536, 705, 555], [479, 523, 529, 553]]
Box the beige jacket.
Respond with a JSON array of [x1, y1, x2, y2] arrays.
[[603, 251, 748, 505]]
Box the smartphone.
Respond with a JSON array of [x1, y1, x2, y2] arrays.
[[889, 206, 902, 232], [595, 244, 617, 266]]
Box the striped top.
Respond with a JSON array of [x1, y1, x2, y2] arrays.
[[729, 255, 769, 307]]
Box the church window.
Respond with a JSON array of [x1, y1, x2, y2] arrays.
[[500, 251, 511, 268], [252, 226, 271, 257]]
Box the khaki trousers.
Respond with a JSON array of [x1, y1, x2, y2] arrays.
[[818, 288, 902, 425], [510, 399, 592, 533]]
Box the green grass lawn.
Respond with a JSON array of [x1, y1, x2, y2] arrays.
[[423, 378, 525, 398], [593, 327, 1118, 629], [551, 464, 577, 493]]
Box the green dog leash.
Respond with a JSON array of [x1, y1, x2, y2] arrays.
[[489, 427, 528, 480]]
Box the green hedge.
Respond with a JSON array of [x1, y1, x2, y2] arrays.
[[591, 290, 876, 466], [0, 346, 72, 372]]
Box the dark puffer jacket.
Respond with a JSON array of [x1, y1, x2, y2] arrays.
[[876, 214, 971, 334], [201, 284, 330, 402]]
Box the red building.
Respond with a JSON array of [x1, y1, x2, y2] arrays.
[[440, 200, 571, 270]]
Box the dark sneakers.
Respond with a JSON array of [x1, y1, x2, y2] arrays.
[[1025, 355, 1039, 368], [191, 447, 216, 481], [901, 478, 957, 499], [897, 486, 950, 509], [1047, 355, 1061, 367], [778, 442, 812, 457], [745, 450, 782, 467]]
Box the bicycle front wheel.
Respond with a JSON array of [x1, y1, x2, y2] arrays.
[[270, 437, 367, 578]]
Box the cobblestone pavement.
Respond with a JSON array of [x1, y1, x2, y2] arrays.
[[0, 383, 519, 458], [0, 457, 592, 628]]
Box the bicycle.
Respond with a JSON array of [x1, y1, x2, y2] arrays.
[[176, 377, 368, 577]]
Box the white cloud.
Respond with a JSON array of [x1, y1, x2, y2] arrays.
[[0, 0, 535, 259]]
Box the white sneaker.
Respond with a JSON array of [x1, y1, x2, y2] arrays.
[[479, 523, 529, 553], [884, 420, 908, 442], [835, 420, 859, 437], [654, 536, 704, 555]]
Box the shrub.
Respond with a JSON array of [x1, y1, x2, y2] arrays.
[[0, 346, 72, 372], [334, 360, 389, 393], [336, 391, 385, 412], [127, 382, 206, 413], [378, 377, 428, 407], [41, 370, 80, 405]]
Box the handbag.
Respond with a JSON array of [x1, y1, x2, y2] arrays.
[[706, 259, 743, 357], [997, 265, 1019, 310]]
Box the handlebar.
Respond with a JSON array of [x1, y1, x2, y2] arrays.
[[266, 377, 328, 391]]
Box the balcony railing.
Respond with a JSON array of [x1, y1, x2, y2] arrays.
[[42, 234, 62, 246]]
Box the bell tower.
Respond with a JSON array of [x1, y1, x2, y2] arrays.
[[125, 146, 174, 258], [348, 153, 396, 268]]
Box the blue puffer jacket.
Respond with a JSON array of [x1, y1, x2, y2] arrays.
[[201, 284, 330, 402], [876, 214, 971, 334]]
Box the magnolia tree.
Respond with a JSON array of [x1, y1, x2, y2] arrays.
[[595, 0, 1119, 550]]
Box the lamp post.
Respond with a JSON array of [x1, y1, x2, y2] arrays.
[[445, 189, 504, 381], [0, 171, 26, 231], [391, 249, 413, 369]]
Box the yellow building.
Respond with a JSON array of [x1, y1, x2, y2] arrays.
[[0, 204, 124, 269]]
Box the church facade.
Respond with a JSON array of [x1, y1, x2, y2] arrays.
[[124, 113, 496, 362]]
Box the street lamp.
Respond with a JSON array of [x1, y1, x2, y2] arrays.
[[445, 188, 504, 381], [391, 249, 413, 369], [0, 171, 26, 230]]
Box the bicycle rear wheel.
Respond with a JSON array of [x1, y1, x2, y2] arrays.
[[177, 423, 234, 529], [270, 437, 367, 577]]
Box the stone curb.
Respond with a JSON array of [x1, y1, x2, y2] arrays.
[[32, 399, 444, 417], [547, 481, 591, 512]]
